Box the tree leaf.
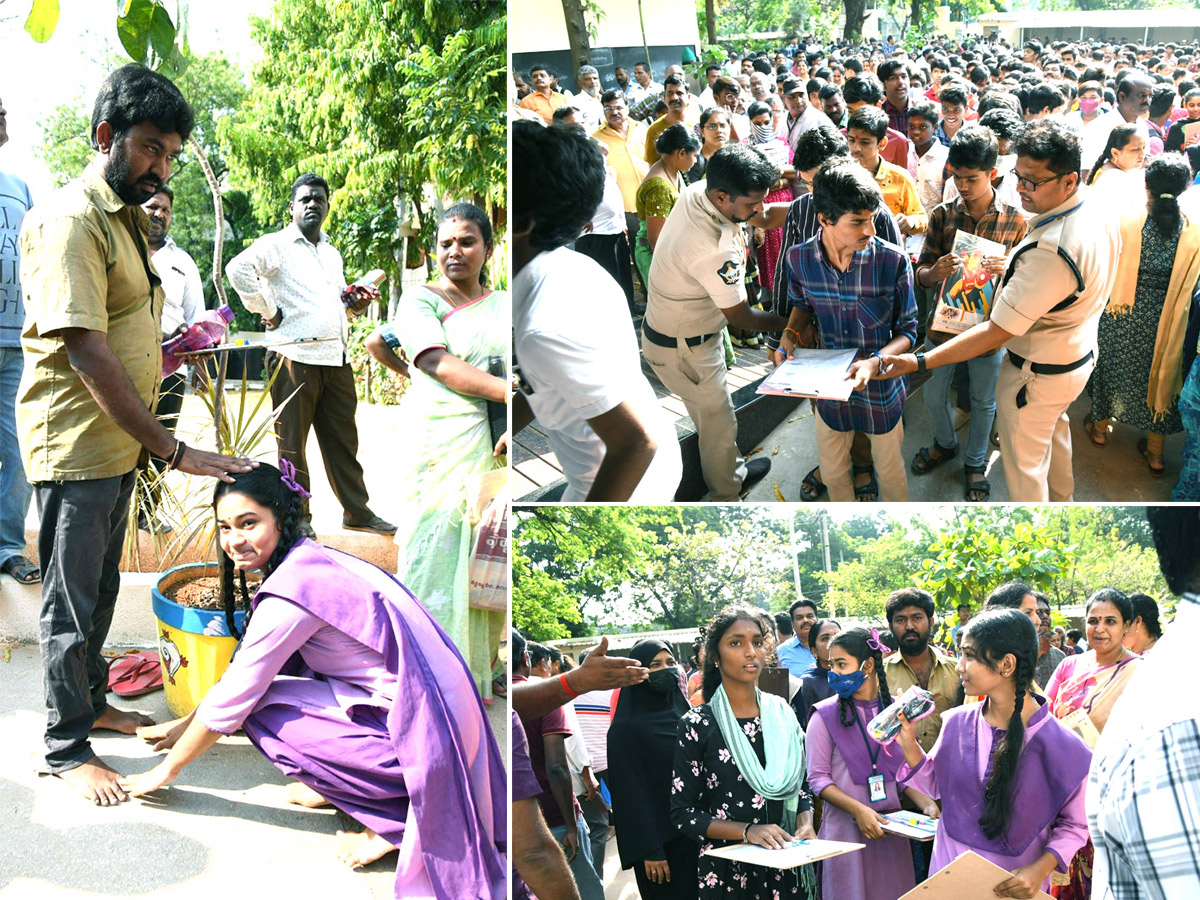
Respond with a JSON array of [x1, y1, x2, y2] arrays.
[[24, 0, 61, 43], [149, 3, 177, 62], [117, 0, 155, 63]]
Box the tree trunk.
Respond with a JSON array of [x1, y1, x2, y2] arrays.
[[561, 0, 591, 89], [706, 0, 717, 45], [843, 0, 868, 43], [910, 0, 922, 30]]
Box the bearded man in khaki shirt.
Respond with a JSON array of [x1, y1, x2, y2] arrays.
[[18, 65, 254, 806]]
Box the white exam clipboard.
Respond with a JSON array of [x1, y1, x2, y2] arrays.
[[755, 348, 860, 401], [703, 838, 865, 870]]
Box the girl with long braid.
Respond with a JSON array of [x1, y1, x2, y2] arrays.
[[806, 627, 932, 900], [895, 609, 1092, 899], [120, 463, 507, 900], [670, 606, 817, 899]]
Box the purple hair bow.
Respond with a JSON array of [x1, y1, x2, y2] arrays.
[[867, 629, 890, 654], [278, 459, 312, 499]]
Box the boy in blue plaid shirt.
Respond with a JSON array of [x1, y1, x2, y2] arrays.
[[780, 160, 918, 501]]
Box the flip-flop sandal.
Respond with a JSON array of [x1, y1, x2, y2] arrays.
[[107, 650, 163, 697], [800, 466, 828, 501], [1, 555, 40, 585], [853, 464, 879, 502], [910, 442, 957, 475], [1138, 438, 1165, 477], [964, 464, 991, 502], [1083, 414, 1108, 448]]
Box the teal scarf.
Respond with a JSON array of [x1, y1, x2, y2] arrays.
[[711, 683, 805, 829]]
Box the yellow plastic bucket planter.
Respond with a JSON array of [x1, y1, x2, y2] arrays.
[[152, 563, 246, 719]]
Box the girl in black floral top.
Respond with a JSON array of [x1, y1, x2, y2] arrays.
[[670, 606, 816, 900]]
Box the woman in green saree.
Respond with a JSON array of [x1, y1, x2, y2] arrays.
[[366, 203, 507, 700]]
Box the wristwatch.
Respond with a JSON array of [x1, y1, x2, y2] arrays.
[[915, 351, 926, 374]]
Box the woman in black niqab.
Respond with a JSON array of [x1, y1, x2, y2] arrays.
[[606, 639, 698, 899]]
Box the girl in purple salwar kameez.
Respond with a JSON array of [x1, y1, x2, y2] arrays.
[[895, 609, 1091, 899], [121, 464, 507, 900], [806, 627, 931, 900]]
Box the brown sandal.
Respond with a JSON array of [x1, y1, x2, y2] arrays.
[[1138, 438, 1165, 476], [1083, 414, 1108, 448]]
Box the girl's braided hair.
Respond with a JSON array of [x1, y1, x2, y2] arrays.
[[212, 463, 306, 640]]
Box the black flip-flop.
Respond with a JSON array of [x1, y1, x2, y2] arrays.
[[1, 555, 40, 585]]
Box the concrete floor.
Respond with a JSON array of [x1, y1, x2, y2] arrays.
[[0, 641, 508, 899], [744, 384, 1180, 503]]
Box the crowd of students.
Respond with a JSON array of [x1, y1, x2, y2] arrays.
[[512, 504, 1200, 899], [511, 32, 1200, 504]]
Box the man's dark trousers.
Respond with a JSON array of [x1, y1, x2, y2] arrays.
[[36, 470, 136, 772]]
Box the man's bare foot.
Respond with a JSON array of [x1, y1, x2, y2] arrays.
[[286, 781, 332, 808], [335, 828, 397, 868], [93, 705, 155, 734], [56, 758, 128, 806]]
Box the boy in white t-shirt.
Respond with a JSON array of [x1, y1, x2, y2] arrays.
[[512, 120, 682, 501]]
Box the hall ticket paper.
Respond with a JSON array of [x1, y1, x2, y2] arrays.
[[704, 838, 865, 870], [755, 348, 859, 401]]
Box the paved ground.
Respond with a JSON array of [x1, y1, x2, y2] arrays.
[[0, 641, 507, 899], [745, 384, 1180, 503]]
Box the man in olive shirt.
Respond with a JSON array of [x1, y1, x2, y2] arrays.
[[882, 588, 961, 752], [18, 65, 254, 806]]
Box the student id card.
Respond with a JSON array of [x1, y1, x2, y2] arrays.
[[868, 774, 886, 803]]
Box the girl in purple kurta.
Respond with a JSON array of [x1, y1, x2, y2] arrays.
[[806, 627, 932, 900], [121, 463, 507, 900], [895, 609, 1092, 899]]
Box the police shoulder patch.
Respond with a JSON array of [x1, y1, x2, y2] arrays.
[[717, 260, 741, 285]]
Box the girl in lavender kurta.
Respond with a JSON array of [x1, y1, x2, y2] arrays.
[[121, 464, 507, 900], [807, 627, 930, 900], [895, 609, 1092, 899]]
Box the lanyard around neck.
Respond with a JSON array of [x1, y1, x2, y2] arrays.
[[852, 703, 881, 772]]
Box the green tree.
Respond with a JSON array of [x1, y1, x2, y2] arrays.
[[219, 0, 505, 306], [34, 103, 92, 189], [821, 527, 930, 619], [916, 508, 1074, 610], [513, 507, 657, 641], [626, 518, 792, 631]]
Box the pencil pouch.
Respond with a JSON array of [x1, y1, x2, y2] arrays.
[[867, 685, 935, 744]]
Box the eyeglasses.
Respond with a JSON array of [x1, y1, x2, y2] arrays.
[[602, 105, 625, 114], [1014, 171, 1069, 192], [703, 123, 729, 130]]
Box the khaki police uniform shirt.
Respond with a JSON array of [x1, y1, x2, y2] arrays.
[[645, 182, 747, 338], [883, 646, 961, 753], [989, 191, 1121, 365], [18, 163, 164, 481]]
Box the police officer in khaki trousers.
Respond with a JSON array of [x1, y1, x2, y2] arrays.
[[641, 143, 789, 500], [873, 121, 1120, 501]]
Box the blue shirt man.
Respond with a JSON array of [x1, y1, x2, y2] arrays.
[[777, 598, 819, 677]]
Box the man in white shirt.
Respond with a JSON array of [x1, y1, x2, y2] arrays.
[[1080, 72, 1153, 181], [568, 65, 604, 133], [226, 173, 394, 535], [512, 120, 681, 502], [142, 184, 201, 527]]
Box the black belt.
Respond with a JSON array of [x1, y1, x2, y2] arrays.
[[1007, 349, 1093, 375], [642, 321, 716, 349]]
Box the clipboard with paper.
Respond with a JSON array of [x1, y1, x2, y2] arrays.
[[755, 348, 859, 400], [704, 838, 865, 870], [879, 810, 939, 841], [898, 850, 1053, 900], [930, 231, 1007, 335]]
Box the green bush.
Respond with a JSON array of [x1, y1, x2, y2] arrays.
[[347, 316, 408, 406]]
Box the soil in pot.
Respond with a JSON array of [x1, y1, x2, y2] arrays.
[[166, 575, 261, 611]]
